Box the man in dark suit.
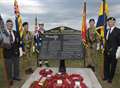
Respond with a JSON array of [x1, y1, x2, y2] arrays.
[[103, 17, 120, 83], [3, 19, 21, 86]]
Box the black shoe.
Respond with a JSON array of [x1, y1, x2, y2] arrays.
[[39, 63, 42, 67], [13, 77, 21, 81], [9, 80, 14, 86], [87, 65, 95, 72], [29, 68, 34, 73], [25, 68, 33, 74], [37, 63, 42, 67], [102, 78, 107, 81], [91, 66, 95, 72], [108, 80, 112, 83], [38, 61, 43, 67]]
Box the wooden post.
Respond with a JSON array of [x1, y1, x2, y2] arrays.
[[59, 27, 66, 73]]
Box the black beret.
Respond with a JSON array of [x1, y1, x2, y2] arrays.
[[107, 17, 116, 21], [0, 15, 2, 20], [6, 19, 13, 23], [39, 23, 44, 26], [89, 18, 95, 23], [22, 22, 28, 26]]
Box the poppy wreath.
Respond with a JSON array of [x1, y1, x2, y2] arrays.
[[68, 74, 87, 88], [44, 73, 71, 88], [29, 68, 53, 88], [30, 69, 88, 88], [29, 81, 42, 88], [39, 68, 53, 77]]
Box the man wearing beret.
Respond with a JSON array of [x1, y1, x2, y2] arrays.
[[22, 22, 34, 74], [86, 18, 98, 71], [103, 17, 120, 83], [34, 23, 49, 67]]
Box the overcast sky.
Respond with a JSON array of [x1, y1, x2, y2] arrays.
[[0, 0, 120, 31]]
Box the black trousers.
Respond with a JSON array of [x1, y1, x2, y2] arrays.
[[104, 54, 117, 81], [5, 56, 20, 80]]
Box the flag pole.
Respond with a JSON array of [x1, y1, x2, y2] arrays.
[[82, 0, 87, 67], [35, 16, 39, 66], [101, 0, 106, 79], [35, 16, 37, 27], [103, 0, 106, 30]]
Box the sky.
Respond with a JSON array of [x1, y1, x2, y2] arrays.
[[0, 0, 120, 31]]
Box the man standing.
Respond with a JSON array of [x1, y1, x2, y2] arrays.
[[3, 19, 21, 86], [86, 19, 98, 71], [103, 17, 120, 83], [34, 23, 49, 67], [22, 22, 33, 74]]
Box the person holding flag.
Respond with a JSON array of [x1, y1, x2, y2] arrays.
[[103, 17, 120, 83], [34, 23, 49, 67], [81, 0, 97, 71], [85, 19, 98, 71], [22, 22, 34, 74]]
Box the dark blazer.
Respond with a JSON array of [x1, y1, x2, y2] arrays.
[[3, 30, 20, 58], [34, 33, 43, 49], [105, 27, 120, 58]]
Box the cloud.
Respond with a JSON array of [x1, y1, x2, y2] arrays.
[[0, 0, 41, 6], [109, 4, 120, 16], [0, 0, 46, 14], [0, 0, 120, 31], [19, 0, 47, 14], [21, 6, 47, 14], [0, 0, 13, 5]]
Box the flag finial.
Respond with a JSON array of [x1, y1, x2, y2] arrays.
[[84, 0, 87, 2]]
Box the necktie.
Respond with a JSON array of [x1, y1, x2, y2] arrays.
[[107, 30, 110, 40], [9, 31, 13, 43]]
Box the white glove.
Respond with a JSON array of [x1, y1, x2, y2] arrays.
[[116, 46, 120, 59], [33, 46, 35, 53], [19, 47, 23, 57], [96, 43, 100, 50]]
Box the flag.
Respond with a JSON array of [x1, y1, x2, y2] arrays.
[[81, 0, 87, 47], [14, 0, 23, 45], [96, 0, 109, 39], [14, 0, 24, 56]]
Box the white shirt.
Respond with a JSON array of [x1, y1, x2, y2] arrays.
[[7, 29, 15, 43], [110, 26, 115, 33], [106, 26, 115, 40]]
